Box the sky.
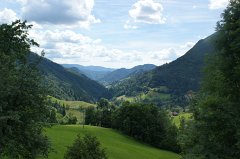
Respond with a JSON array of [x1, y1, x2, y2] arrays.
[[0, 0, 229, 68]]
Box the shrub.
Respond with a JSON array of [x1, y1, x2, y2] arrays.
[[64, 134, 107, 159]]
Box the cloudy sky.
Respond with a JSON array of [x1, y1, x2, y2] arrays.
[[0, 0, 228, 68]]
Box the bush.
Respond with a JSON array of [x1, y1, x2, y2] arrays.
[[64, 134, 107, 159]]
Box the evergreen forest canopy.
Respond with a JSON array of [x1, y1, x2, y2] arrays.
[[0, 0, 240, 158]]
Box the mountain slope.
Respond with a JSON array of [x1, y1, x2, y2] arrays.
[[29, 53, 111, 102], [149, 34, 217, 95], [100, 64, 156, 85], [62, 64, 116, 81], [110, 33, 217, 104]]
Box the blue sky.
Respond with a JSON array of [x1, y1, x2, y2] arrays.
[[0, 0, 228, 68]]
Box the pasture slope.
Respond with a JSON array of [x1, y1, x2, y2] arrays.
[[41, 125, 180, 159], [172, 113, 192, 127]]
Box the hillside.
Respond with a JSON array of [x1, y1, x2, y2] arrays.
[[110, 34, 217, 105], [100, 64, 156, 85], [41, 125, 180, 159], [29, 53, 111, 102], [62, 64, 116, 81]]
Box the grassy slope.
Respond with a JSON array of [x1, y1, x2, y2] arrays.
[[42, 125, 180, 159], [49, 96, 95, 122], [172, 113, 192, 127], [116, 88, 171, 104], [49, 96, 95, 109]]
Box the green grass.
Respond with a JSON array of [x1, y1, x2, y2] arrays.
[[116, 90, 171, 103], [49, 96, 95, 109], [49, 96, 95, 123], [172, 113, 192, 127], [116, 95, 136, 102], [41, 125, 180, 159], [66, 109, 84, 123]]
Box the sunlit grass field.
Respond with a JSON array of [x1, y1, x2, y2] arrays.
[[172, 113, 192, 127], [41, 125, 180, 159]]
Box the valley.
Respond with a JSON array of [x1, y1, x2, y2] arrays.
[[31, 33, 217, 159], [1, 1, 239, 158]]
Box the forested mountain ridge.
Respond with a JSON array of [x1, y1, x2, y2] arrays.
[[110, 33, 217, 104], [28, 53, 111, 102], [99, 64, 156, 85], [149, 33, 217, 95], [62, 64, 116, 81]]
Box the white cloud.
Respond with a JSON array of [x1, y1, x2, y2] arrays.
[[27, 26, 197, 68], [150, 48, 177, 61], [180, 42, 195, 50], [125, 0, 166, 29], [209, 0, 229, 10], [123, 20, 138, 29], [21, 0, 100, 28], [0, 8, 18, 24]]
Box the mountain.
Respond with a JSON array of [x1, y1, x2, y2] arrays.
[[29, 53, 111, 102], [62, 64, 116, 81], [110, 33, 217, 106], [99, 64, 156, 85]]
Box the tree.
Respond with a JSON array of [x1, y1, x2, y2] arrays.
[[113, 102, 179, 152], [85, 107, 97, 125], [180, 1, 240, 158], [0, 20, 51, 158], [60, 113, 78, 125], [96, 98, 115, 128], [64, 134, 107, 159]]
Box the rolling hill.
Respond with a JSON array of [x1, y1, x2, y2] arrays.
[[29, 53, 111, 102], [40, 125, 180, 159], [99, 64, 156, 85], [110, 33, 217, 105]]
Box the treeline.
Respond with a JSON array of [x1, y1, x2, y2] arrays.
[[85, 99, 180, 152], [28, 53, 112, 102]]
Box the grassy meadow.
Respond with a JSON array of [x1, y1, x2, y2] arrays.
[[172, 113, 192, 127], [41, 125, 180, 159]]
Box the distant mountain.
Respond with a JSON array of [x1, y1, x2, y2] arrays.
[[110, 33, 217, 106], [99, 64, 156, 85], [29, 54, 111, 102], [62, 64, 116, 81]]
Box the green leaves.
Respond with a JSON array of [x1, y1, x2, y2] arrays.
[[0, 20, 51, 158], [181, 1, 240, 158], [64, 134, 107, 159]]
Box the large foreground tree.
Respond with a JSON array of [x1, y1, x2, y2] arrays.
[[180, 1, 240, 158], [0, 20, 50, 158]]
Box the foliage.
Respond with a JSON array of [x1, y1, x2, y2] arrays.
[[60, 113, 78, 125], [112, 102, 180, 152], [85, 99, 179, 152], [28, 53, 111, 102], [85, 98, 115, 128], [0, 20, 50, 158], [64, 134, 107, 159], [180, 1, 240, 158]]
